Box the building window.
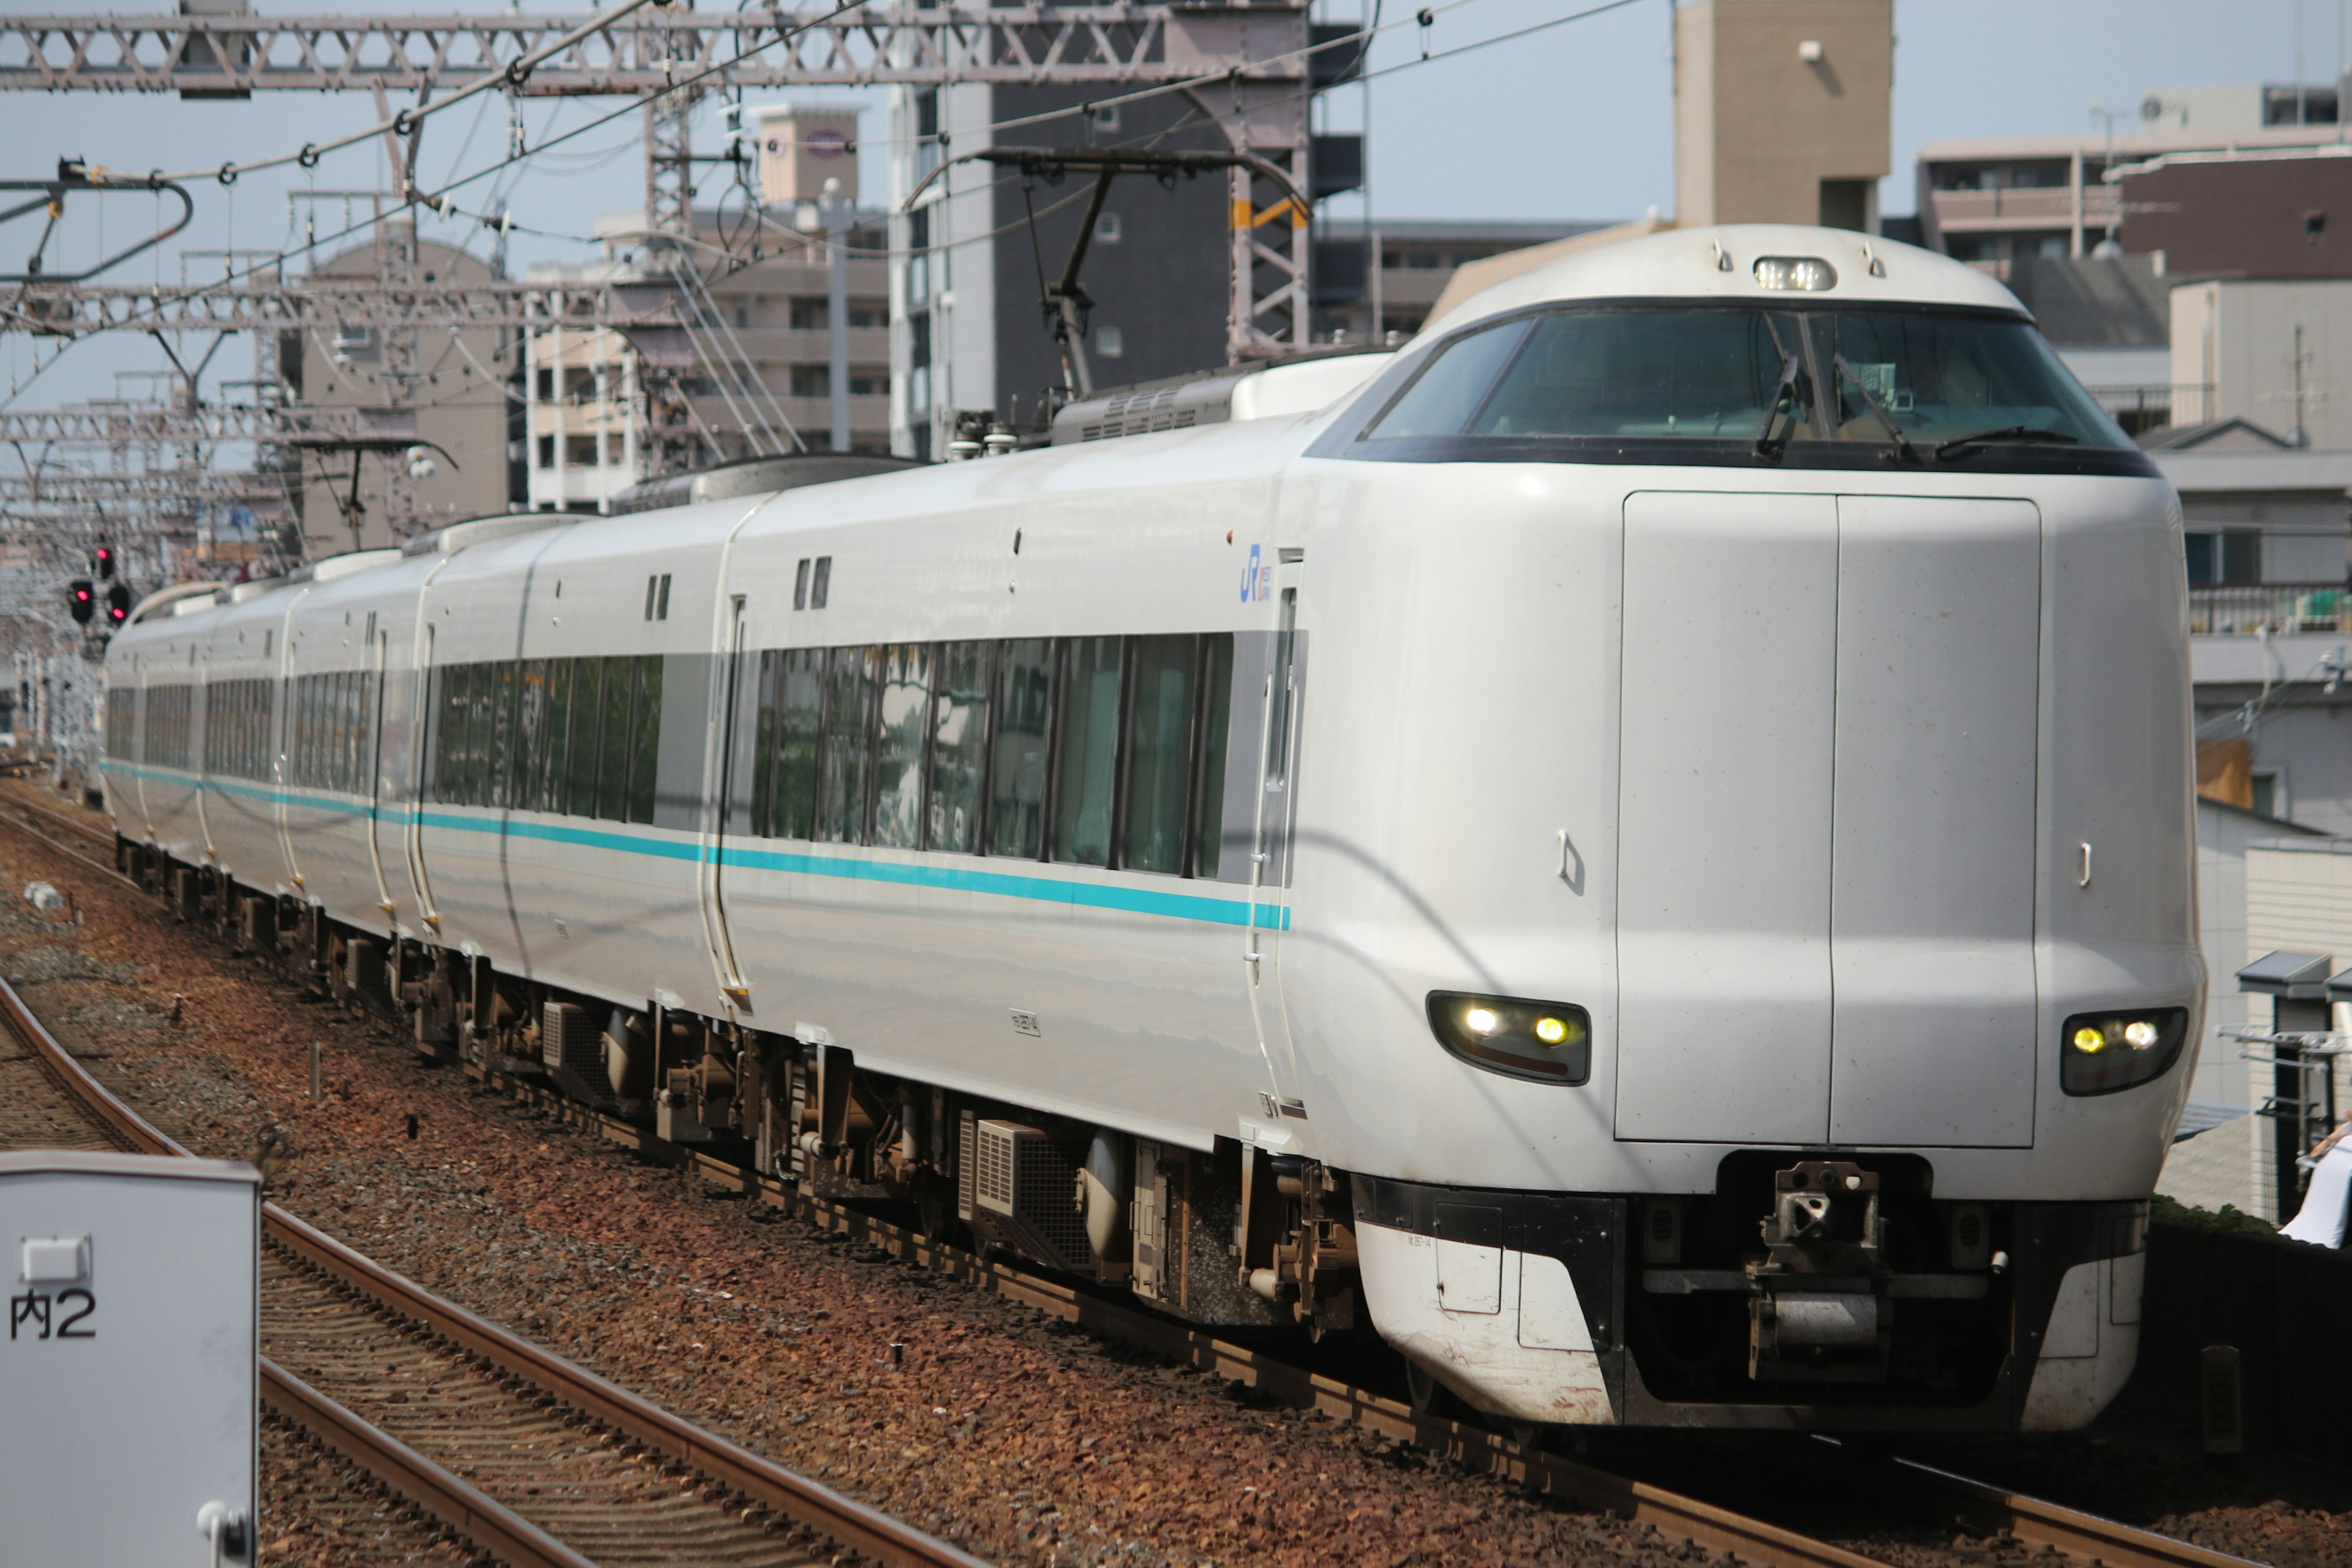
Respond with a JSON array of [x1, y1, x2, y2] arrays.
[[907, 205, 932, 305], [791, 297, 829, 331], [2185, 530, 2261, 586], [848, 369, 886, 396], [908, 312, 933, 413], [565, 435, 598, 468], [535, 367, 556, 401], [914, 89, 941, 179], [848, 302, 887, 328], [1095, 325, 1125, 359], [537, 435, 556, 469], [2252, 774, 2279, 818], [791, 365, 831, 398]]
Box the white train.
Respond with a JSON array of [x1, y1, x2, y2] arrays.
[[101, 224, 2201, 1433]]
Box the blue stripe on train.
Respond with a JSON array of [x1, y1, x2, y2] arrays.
[[98, 760, 1290, 930]]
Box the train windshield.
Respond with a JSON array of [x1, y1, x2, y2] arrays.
[[1357, 305, 2133, 462]]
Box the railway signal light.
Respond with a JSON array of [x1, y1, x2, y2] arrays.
[[93, 542, 115, 579], [67, 579, 94, 624], [105, 582, 132, 625]]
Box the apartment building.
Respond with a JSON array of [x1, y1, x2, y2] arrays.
[[522, 207, 889, 514], [1917, 79, 2352, 266]]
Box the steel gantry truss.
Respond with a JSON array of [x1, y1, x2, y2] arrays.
[[2, 5, 1313, 355], [0, 6, 1287, 96], [3, 277, 686, 339], [1, 2, 1311, 571]]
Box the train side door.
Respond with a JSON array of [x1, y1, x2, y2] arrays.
[[194, 651, 216, 864], [701, 595, 753, 1008], [270, 601, 306, 890], [1245, 550, 1311, 1124], [131, 664, 153, 839], [363, 619, 397, 919], [403, 623, 442, 930]]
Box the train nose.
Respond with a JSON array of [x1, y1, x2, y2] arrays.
[[1612, 491, 2043, 1148]]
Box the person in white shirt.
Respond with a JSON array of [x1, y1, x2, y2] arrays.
[[2280, 1114, 2352, 1248]]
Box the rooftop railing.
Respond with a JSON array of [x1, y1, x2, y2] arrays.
[[2191, 583, 2352, 635]]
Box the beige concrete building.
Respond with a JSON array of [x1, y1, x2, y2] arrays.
[[522, 209, 889, 513], [1917, 83, 2351, 267], [1673, 0, 1891, 232], [292, 227, 511, 552], [2172, 277, 2352, 451]]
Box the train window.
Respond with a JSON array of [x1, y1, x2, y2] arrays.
[[1477, 309, 1813, 440], [488, 663, 519, 809], [145, 686, 192, 771], [819, 646, 877, 843], [811, 556, 832, 609], [872, 644, 932, 849], [928, 641, 990, 853], [1363, 318, 1531, 439], [627, 655, 662, 824], [596, 655, 633, 820], [1811, 310, 2128, 449], [461, 664, 494, 805], [772, 649, 823, 839], [793, 559, 812, 611], [1052, 636, 1123, 867], [565, 658, 604, 816], [747, 651, 781, 835], [513, 661, 547, 810], [989, 639, 1054, 858], [203, 679, 270, 780], [1120, 636, 1197, 874], [1193, 634, 1235, 878], [441, 665, 472, 804], [105, 688, 138, 762]]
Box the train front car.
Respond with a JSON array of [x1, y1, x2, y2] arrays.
[[1294, 224, 2200, 1431]]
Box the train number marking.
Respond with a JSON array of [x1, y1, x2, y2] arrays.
[[9, 1288, 95, 1340], [1010, 1009, 1042, 1038]]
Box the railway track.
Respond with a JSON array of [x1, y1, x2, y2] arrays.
[[0, 948, 990, 1568], [0, 783, 2271, 1568]]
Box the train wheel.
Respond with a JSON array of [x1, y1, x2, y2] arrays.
[[1406, 1361, 1460, 1420]]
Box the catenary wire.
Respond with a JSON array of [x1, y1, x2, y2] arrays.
[[7, 0, 1630, 404]]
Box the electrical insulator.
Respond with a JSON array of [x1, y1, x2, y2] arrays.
[[67, 579, 94, 624], [105, 582, 132, 625]]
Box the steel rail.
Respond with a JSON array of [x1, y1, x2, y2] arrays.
[[258, 1359, 600, 1568], [0, 796, 141, 888], [0, 948, 995, 1568], [1893, 1458, 2268, 1568], [2, 785, 116, 848], [0, 799, 2272, 1568], [264, 1206, 997, 1568]]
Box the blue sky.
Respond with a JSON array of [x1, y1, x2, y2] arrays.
[[0, 0, 2337, 406]]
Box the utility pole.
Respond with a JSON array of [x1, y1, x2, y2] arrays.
[[825, 176, 850, 454]]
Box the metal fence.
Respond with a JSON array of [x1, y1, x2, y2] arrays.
[[2190, 584, 2352, 635]]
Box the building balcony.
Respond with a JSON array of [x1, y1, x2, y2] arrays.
[[1929, 185, 2117, 232], [2191, 582, 2352, 636]]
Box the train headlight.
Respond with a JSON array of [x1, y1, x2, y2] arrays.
[[2060, 1008, 2188, 1096], [1754, 255, 1838, 292], [1427, 991, 1591, 1085]]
